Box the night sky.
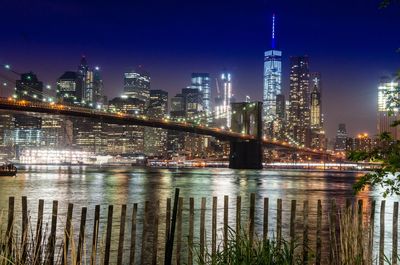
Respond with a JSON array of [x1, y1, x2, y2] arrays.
[[1, 0, 399, 139]]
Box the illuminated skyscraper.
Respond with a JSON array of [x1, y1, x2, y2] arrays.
[[334, 123, 347, 152], [191, 73, 210, 115], [310, 72, 322, 129], [288, 56, 311, 146], [215, 71, 233, 128], [144, 90, 168, 157], [123, 67, 151, 106], [263, 14, 282, 137], [377, 77, 400, 140], [57, 71, 82, 104]]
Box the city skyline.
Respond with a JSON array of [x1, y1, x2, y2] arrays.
[[1, 0, 400, 139]]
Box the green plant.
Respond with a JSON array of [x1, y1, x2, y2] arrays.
[[196, 227, 302, 265]]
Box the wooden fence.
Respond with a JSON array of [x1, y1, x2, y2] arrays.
[[1, 192, 399, 265]]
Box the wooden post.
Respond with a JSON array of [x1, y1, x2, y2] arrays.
[[357, 200, 363, 259], [368, 200, 376, 264], [392, 201, 398, 265], [90, 205, 100, 265], [129, 203, 138, 265], [224, 195, 228, 250], [176, 198, 183, 265], [164, 188, 180, 265], [303, 201, 309, 265], [165, 198, 171, 245], [277, 198, 282, 247], [117, 204, 127, 265], [290, 199, 297, 254], [316, 200, 322, 265], [249, 193, 255, 245], [379, 200, 385, 265], [141, 201, 149, 265], [35, 199, 44, 265], [236, 196, 241, 241], [212, 196, 217, 258], [6, 196, 14, 257], [152, 201, 160, 265], [263, 198, 269, 241], [200, 197, 206, 263], [188, 198, 194, 265], [21, 196, 28, 263], [76, 207, 87, 265], [47, 200, 58, 265], [104, 205, 113, 265], [329, 199, 337, 265], [62, 203, 73, 265]]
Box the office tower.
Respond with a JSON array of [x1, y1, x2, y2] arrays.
[[191, 73, 210, 115], [263, 14, 282, 137], [0, 114, 14, 159], [123, 67, 151, 106], [56, 71, 83, 104], [92, 67, 104, 108], [77, 56, 103, 107], [106, 97, 146, 154], [334, 123, 348, 152], [288, 56, 311, 146], [168, 94, 186, 157], [377, 77, 400, 140], [77, 56, 89, 104], [310, 73, 322, 129], [215, 71, 233, 128], [182, 88, 203, 117], [15, 72, 43, 101], [309, 72, 326, 149], [144, 90, 168, 157]]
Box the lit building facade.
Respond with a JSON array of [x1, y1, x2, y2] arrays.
[[144, 90, 168, 157], [123, 68, 151, 106], [377, 78, 400, 140], [191, 73, 211, 115], [334, 123, 348, 152], [263, 14, 282, 137], [57, 71, 82, 104], [288, 56, 311, 146], [215, 71, 233, 128]]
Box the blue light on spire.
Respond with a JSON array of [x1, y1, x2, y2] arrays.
[[271, 14, 276, 49]]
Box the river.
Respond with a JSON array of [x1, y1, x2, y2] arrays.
[[0, 165, 398, 263]]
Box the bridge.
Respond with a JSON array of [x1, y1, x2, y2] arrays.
[[0, 97, 334, 169]]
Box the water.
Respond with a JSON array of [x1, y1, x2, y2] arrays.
[[0, 166, 398, 263]]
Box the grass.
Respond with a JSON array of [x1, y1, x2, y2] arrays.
[[196, 227, 303, 265]]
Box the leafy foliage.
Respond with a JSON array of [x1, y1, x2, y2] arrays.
[[349, 72, 400, 197]]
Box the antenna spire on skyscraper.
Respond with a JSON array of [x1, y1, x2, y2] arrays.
[[271, 14, 276, 49]]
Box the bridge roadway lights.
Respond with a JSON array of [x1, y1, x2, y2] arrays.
[[229, 140, 263, 170]]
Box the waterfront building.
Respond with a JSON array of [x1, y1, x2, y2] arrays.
[[15, 72, 43, 101], [56, 71, 82, 104], [263, 14, 282, 138], [107, 97, 146, 154], [354, 133, 372, 152], [191, 73, 211, 115], [0, 114, 14, 159], [334, 123, 348, 152], [215, 71, 233, 128], [377, 77, 400, 140], [123, 67, 151, 106], [288, 56, 311, 147], [144, 90, 168, 158]]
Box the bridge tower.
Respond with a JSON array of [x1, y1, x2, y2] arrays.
[[229, 102, 263, 169]]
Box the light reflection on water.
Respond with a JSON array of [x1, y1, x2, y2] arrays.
[[0, 165, 398, 263]]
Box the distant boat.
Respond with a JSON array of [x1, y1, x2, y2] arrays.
[[0, 163, 17, 176]]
